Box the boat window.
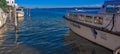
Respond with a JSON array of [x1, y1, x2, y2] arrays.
[[73, 14, 76, 18], [102, 5, 105, 8], [106, 5, 120, 13], [78, 15, 84, 21], [69, 13, 74, 19], [16, 9, 22, 11], [116, 7, 120, 13], [106, 5, 115, 13], [85, 15, 93, 23], [94, 16, 103, 25]]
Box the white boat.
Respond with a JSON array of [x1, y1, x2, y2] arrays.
[[75, 8, 85, 12], [16, 8, 24, 18], [64, 0, 120, 54], [0, 8, 7, 28]]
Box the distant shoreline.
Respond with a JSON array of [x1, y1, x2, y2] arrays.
[[25, 7, 101, 9]]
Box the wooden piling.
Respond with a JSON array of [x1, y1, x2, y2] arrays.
[[9, 7, 12, 22], [26, 8, 31, 23], [27, 8, 30, 19], [14, 31, 18, 45], [14, 5, 18, 30], [27, 8, 30, 16]]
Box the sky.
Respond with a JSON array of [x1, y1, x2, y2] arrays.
[[15, 0, 104, 8]]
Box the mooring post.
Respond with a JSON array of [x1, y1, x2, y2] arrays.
[[26, 8, 31, 23], [9, 7, 12, 22], [27, 8, 30, 19], [14, 30, 18, 46], [14, 5, 18, 30]]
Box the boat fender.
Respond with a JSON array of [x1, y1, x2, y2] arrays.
[[114, 47, 120, 54]]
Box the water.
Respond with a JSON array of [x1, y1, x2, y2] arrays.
[[0, 8, 74, 54], [0, 8, 112, 54]]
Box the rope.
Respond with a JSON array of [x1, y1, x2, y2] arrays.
[[104, 14, 115, 31], [111, 14, 115, 31]]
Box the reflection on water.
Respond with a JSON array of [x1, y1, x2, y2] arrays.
[[0, 8, 72, 54], [0, 17, 40, 54], [18, 17, 24, 22], [0, 8, 110, 54], [0, 25, 7, 35], [0, 25, 7, 45], [64, 30, 113, 54]]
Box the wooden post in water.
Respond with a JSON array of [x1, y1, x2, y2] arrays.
[[14, 30, 18, 46], [9, 7, 12, 22], [14, 5, 18, 30], [27, 8, 30, 18], [27, 8, 29, 16], [9, 7, 12, 23], [26, 8, 31, 23]]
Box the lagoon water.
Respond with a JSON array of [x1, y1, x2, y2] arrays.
[[0, 8, 74, 54], [0, 8, 111, 54]]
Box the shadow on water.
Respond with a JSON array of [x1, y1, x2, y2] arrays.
[[64, 30, 113, 54]]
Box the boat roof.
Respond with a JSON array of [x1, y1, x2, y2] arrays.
[[69, 10, 99, 15], [106, 0, 120, 1], [104, 0, 120, 6]]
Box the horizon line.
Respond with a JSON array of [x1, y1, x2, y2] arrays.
[[21, 4, 102, 8], [24, 6, 102, 9]]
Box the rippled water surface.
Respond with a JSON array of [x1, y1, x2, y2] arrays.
[[0, 8, 74, 54], [0, 8, 103, 54]]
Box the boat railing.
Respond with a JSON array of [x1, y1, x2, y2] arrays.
[[67, 13, 103, 25]]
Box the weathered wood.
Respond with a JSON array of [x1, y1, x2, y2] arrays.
[[14, 5, 18, 30], [9, 7, 12, 22]]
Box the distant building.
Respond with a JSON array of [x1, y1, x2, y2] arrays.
[[6, 0, 18, 7], [6, 0, 15, 6]]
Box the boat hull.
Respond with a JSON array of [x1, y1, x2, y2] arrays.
[[65, 18, 120, 53], [17, 11, 24, 18]]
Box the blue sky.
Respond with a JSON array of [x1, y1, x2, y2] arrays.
[[16, 0, 104, 8]]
